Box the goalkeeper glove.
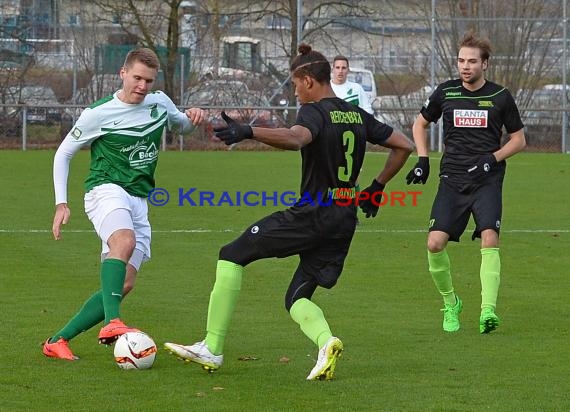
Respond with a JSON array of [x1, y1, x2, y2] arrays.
[[359, 179, 385, 218], [406, 156, 430, 184], [214, 111, 253, 145], [467, 154, 497, 179]]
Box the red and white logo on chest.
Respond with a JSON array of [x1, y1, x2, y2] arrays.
[[453, 109, 488, 127]]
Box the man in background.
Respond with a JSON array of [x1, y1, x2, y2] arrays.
[[330, 55, 373, 114]]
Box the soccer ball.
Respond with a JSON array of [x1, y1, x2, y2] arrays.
[[114, 331, 157, 370]]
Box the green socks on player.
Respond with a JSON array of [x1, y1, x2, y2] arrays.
[[428, 249, 457, 306], [49, 291, 105, 343], [480, 248, 501, 310], [100, 258, 127, 324], [205, 260, 243, 355], [290, 298, 333, 349], [49, 258, 128, 342]]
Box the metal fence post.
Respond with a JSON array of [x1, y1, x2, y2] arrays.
[[22, 107, 27, 151], [563, 0, 568, 153]]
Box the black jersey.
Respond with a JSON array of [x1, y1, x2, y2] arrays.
[[295, 97, 393, 204], [420, 79, 524, 177]]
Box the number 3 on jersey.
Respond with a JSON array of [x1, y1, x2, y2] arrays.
[[338, 130, 355, 182]]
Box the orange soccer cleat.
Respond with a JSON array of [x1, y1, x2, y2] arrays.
[[42, 338, 79, 361], [98, 318, 140, 345]]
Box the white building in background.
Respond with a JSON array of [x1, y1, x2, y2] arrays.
[[0, 0, 434, 75]]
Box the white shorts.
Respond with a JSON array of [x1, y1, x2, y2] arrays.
[[84, 183, 151, 270]]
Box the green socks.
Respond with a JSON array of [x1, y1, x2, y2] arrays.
[[428, 249, 456, 306], [49, 258, 127, 342], [100, 258, 127, 324], [205, 260, 243, 355], [290, 298, 332, 349], [428, 247, 501, 311], [203, 263, 333, 354], [49, 291, 105, 343], [480, 248, 501, 310]]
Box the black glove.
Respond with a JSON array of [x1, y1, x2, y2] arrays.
[[214, 111, 253, 145], [467, 154, 497, 179], [406, 156, 430, 184], [359, 179, 386, 218]]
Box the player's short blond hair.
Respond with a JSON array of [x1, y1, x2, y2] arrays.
[[123, 47, 160, 70]]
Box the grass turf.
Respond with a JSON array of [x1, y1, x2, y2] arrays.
[[1, 150, 569, 411]]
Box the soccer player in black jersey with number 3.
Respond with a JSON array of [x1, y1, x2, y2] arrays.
[[165, 43, 414, 380], [406, 32, 526, 334]]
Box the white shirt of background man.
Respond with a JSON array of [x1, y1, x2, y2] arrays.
[[330, 80, 373, 114]]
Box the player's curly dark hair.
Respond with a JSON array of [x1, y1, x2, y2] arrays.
[[290, 43, 331, 83]]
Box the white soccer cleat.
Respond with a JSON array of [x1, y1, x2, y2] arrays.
[[164, 340, 223, 372], [306, 336, 344, 381]]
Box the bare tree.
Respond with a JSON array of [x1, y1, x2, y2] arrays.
[[85, 0, 188, 101], [429, 0, 561, 92]]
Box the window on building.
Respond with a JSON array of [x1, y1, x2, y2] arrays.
[[219, 14, 241, 28], [389, 50, 396, 67], [266, 15, 291, 30], [201, 14, 241, 28], [68, 14, 80, 26]]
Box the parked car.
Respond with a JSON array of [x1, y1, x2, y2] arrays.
[[5, 86, 62, 125], [372, 86, 435, 131], [347, 67, 377, 106], [184, 79, 250, 106], [0, 110, 22, 137], [0, 61, 23, 73], [184, 86, 286, 138], [520, 109, 564, 149], [516, 87, 567, 149]]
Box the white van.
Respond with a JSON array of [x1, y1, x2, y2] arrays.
[[347, 67, 377, 104]]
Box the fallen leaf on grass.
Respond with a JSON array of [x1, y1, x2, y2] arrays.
[[238, 355, 259, 361]]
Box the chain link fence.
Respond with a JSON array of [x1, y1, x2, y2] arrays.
[[2, 88, 567, 153], [0, 102, 290, 151], [1, 3, 569, 152]]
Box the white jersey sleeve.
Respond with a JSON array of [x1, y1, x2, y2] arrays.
[[53, 107, 102, 205], [158, 91, 195, 134]]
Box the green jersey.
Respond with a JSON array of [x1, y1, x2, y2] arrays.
[[66, 91, 192, 198]]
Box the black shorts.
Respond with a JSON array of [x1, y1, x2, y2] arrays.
[[225, 204, 357, 287], [429, 176, 503, 242]]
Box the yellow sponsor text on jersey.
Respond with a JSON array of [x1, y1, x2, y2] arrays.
[[329, 110, 363, 124]]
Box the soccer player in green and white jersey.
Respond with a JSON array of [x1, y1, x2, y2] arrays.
[[43, 48, 205, 360], [330, 55, 373, 115]]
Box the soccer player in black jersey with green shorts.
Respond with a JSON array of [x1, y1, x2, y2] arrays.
[[406, 32, 526, 334], [165, 43, 414, 380]]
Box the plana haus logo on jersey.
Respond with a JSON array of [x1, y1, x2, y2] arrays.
[[121, 140, 159, 168], [453, 109, 488, 127]]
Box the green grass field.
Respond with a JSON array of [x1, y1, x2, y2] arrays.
[[1, 149, 569, 411]]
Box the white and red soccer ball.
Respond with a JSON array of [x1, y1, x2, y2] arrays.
[[114, 331, 157, 370]]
